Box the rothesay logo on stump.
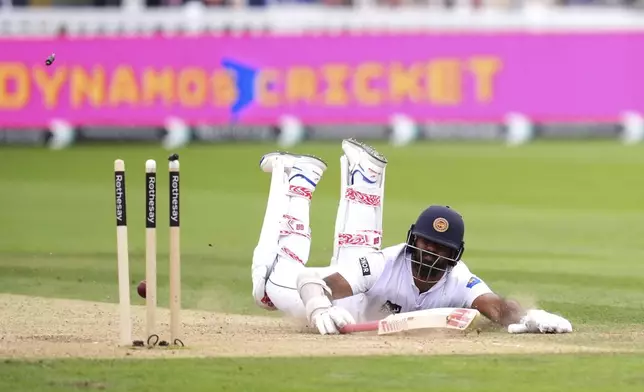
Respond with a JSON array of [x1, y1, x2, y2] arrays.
[[114, 172, 126, 226], [169, 173, 180, 227], [146, 173, 156, 228]]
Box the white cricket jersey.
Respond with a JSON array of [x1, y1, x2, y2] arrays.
[[334, 243, 493, 323]]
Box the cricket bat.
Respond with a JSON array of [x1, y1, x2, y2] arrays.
[[339, 308, 480, 335]]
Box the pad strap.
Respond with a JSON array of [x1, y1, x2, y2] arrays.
[[288, 185, 313, 200], [337, 230, 382, 248], [279, 246, 304, 264], [345, 186, 381, 206]]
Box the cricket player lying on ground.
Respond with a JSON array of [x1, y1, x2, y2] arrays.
[[251, 139, 573, 336]]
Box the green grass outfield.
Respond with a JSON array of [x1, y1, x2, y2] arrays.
[[2, 354, 644, 392], [1, 140, 644, 390]]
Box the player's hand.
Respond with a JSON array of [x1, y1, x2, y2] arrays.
[[507, 309, 572, 334], [311, 306, 356, 335]]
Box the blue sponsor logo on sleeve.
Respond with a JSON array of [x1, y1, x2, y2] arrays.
[[466, 276, 481, 289]]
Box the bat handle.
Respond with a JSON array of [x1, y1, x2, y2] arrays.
[[339, 321, 379, 334]]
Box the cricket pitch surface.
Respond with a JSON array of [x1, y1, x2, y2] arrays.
[[1, 294, 641, 359]]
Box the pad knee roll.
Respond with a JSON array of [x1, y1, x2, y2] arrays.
[[280, 214, 311, 239]]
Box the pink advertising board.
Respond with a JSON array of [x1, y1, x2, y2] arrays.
[[0, 33, 641, 127]]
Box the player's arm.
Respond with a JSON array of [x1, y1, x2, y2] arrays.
[[471, 293, 525, 326], [322, 273, 354, 299], [323, 252, 384, 299], [296, 253, 384, 335], [472, 293, 573, 334], [459, 272, 573, 334], [294, 270, 357, 336]]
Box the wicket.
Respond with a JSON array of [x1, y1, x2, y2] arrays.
[[113, 154, 182, 348]]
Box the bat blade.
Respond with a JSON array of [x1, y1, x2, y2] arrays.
[[340, 308, 480, 335]]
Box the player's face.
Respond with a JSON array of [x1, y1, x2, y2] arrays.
[[409, 237, 457, 284]]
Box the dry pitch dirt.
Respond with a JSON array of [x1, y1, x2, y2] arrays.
[[0, 294, 640, 360]]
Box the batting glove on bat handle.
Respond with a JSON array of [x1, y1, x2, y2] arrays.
[[311, 306, 356, 335]]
